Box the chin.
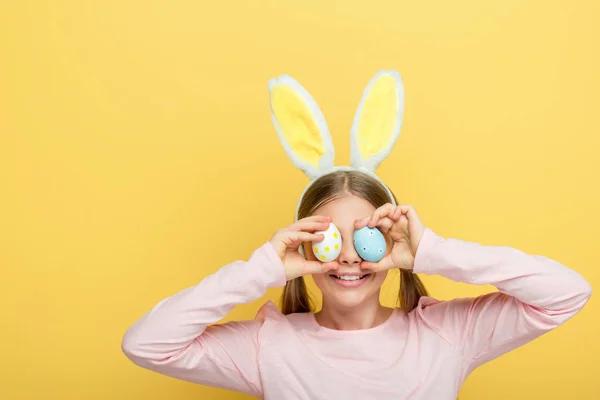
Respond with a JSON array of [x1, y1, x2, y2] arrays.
[[313, 271, 388, 309]]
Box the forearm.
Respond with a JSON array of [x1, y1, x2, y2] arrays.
[[121, 241, 286, 362], [414, 228, 592, 321]]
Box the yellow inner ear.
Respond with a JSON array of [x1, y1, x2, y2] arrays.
[[356, 74, 398, 160], [271, 84, 325, 168]]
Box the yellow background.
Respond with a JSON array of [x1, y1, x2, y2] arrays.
[[1, 1, 598, 399]]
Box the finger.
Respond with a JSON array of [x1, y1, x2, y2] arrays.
[[287, 219, 331, 233], [355, 215, 395, 231], [375, 216, 395, 233], [395, 205, 418, 231], [354, 203, 395, 229], [369, 204, 401, 228], [399, 214, 409, 229], [397, 205, 417, 219], [360, 254, 395, 272], [283, 231, 325, 247], [354, 216, 371, 229]]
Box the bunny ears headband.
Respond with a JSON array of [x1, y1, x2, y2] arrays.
[[268, 70, 405, 221]]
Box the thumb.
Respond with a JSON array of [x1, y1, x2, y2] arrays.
[[360, 254, 395, 272], [398, 215, 410, 234]]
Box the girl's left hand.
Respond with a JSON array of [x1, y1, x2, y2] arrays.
[[354, 204, 425, 271]]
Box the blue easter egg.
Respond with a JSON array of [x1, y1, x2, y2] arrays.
[[353, 226, 386, 262]]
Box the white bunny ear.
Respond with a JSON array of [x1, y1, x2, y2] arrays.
[[350, 70, 404, 172], [269, 74, 335, 180]]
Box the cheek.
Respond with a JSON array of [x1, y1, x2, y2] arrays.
[[312, 273, 332, 297], [372, 270, 388, 286], [312, 273, 326, 288]]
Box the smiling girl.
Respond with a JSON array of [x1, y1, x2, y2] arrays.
[[122, 71, 591, 399]]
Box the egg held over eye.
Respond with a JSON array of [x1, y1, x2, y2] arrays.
[[353, 226, 386, 262], [312, 222, 342, 262]]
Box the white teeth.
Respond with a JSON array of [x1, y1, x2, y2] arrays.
[[335, 275, 363, 281]]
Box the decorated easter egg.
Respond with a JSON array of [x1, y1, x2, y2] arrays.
[[353, 226, 386, 262], [312, 222, 342, 262]]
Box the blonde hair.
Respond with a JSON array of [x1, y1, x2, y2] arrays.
[[280, 170, 428, 315]]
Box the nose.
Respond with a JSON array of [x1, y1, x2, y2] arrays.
[[337, 237, 362, 266]]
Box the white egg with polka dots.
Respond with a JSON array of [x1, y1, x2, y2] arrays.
[[312, 222, 342, 262]]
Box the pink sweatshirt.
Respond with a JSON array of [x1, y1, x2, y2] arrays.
[[122, 228, 592, 399]]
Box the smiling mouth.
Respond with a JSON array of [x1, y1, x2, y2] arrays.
[[331, 274, 370, 281]]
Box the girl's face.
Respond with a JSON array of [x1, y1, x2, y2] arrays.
[[304, 195, 391, 310]]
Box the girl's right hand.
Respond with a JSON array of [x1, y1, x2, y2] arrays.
[[269, 215, 339, 281]]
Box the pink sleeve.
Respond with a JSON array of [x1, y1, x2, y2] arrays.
[[121, 242, 287, 397], [413, 228, 592, 371]]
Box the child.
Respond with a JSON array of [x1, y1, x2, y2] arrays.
[[122, 71, 592, 399]]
